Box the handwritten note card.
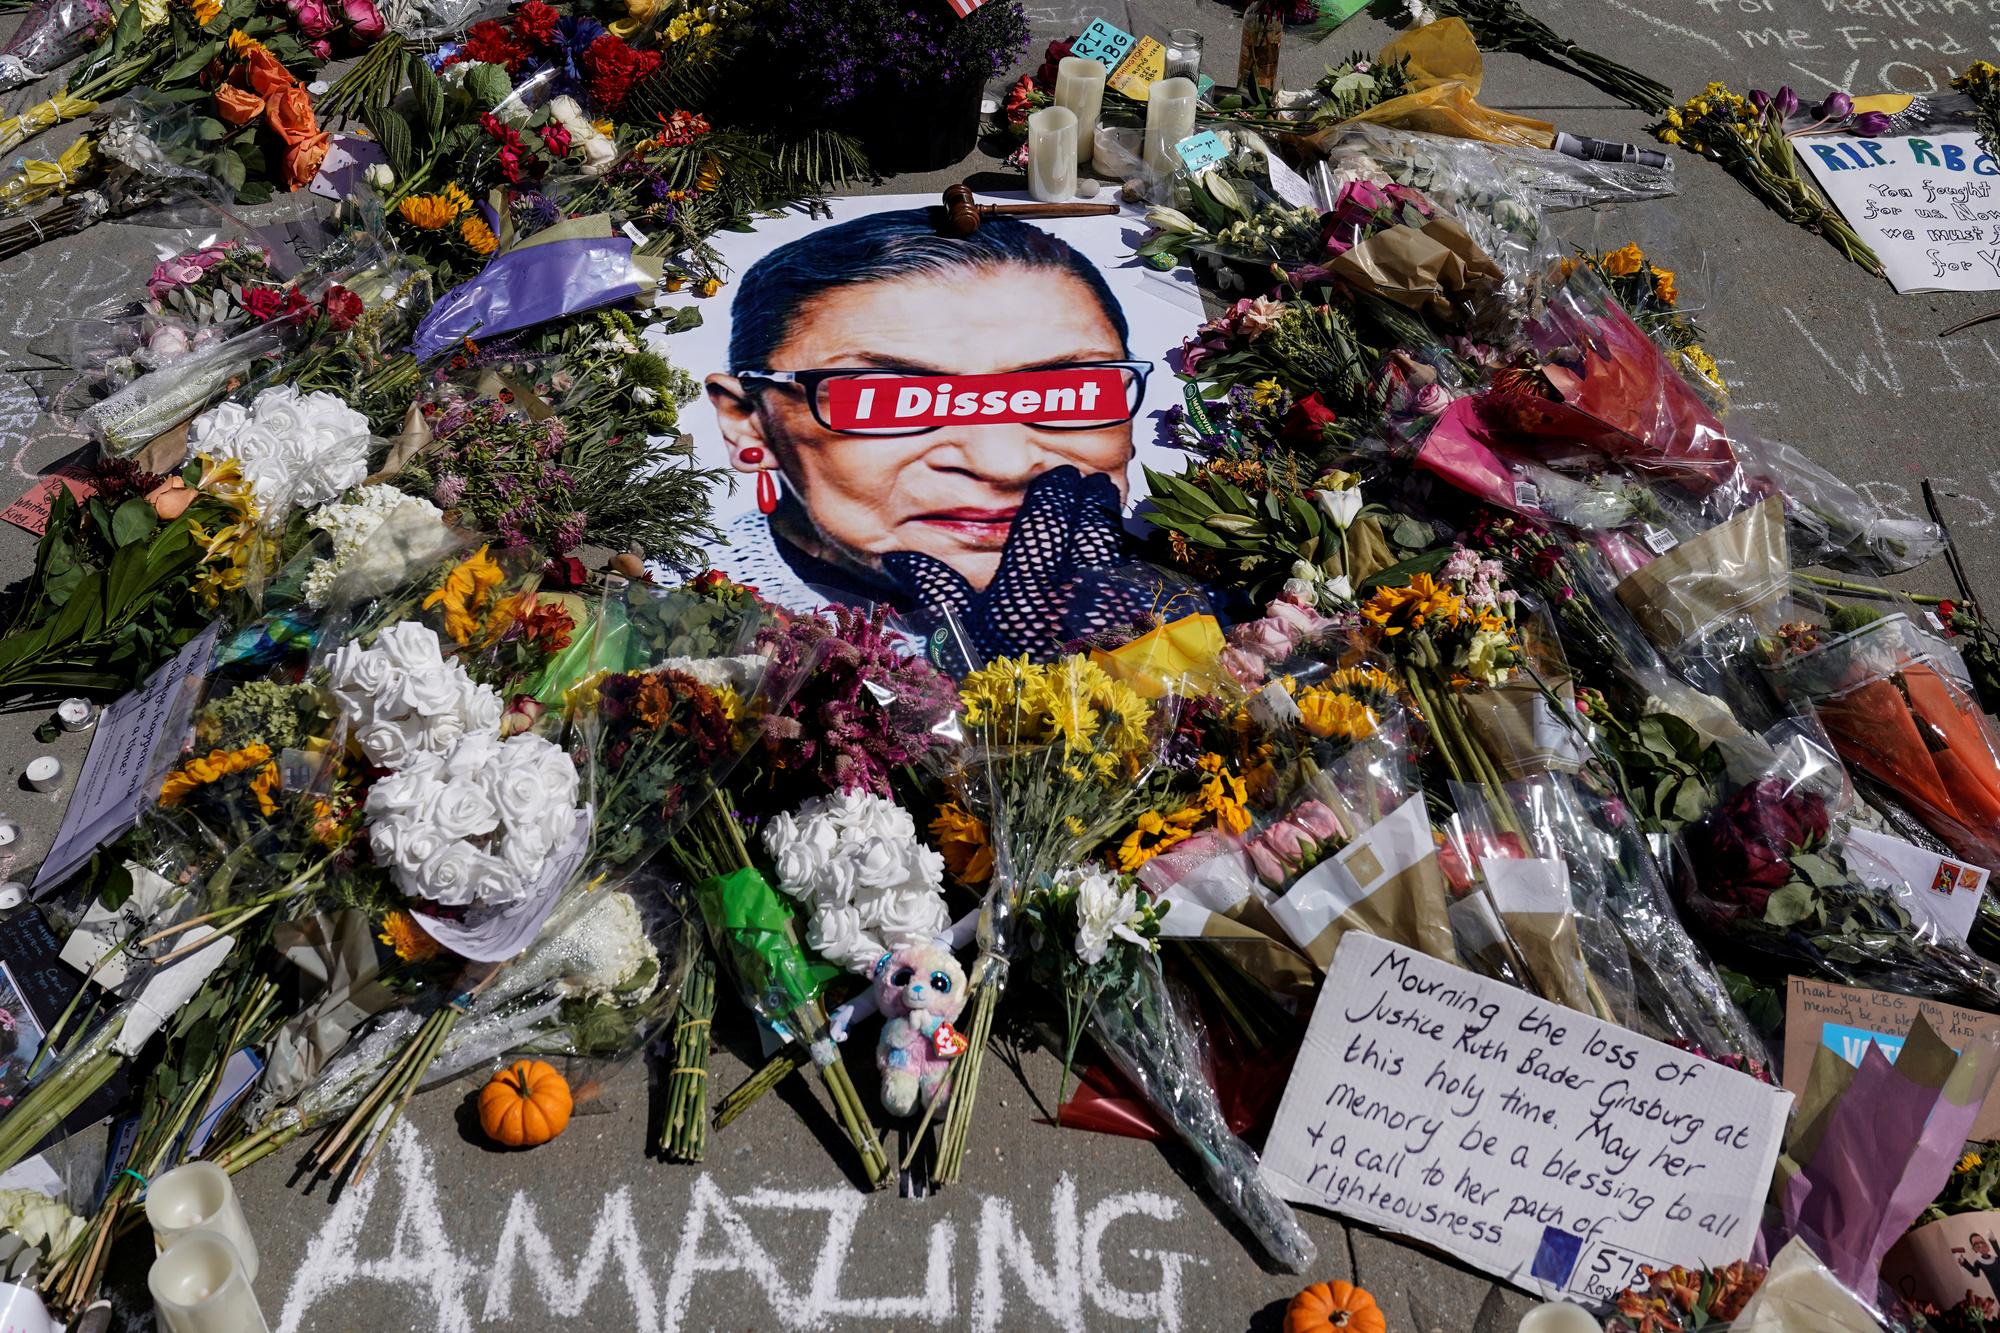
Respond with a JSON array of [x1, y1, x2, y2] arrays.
[[1262, 934, 1792, 1301], [1783, 975, 2000, 1139], [32, 622, 221, 897], [1, 464, 97, 536], [1796, 129, 2000, 293], [1070, 18, 1135, 70]]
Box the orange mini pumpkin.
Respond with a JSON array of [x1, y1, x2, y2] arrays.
[[1285, 1279, 1386, 1333], [478, 1059, 572, 1148]]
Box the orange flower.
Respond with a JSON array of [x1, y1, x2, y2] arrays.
[[460, 215, 499, 256], [249, 761, 282, 816], [159, 742, 275, 805], [635, 676, 672, 728], [930, 803, 993, 884], [378, 910, 441, 963], [1360, 572, 1463, 636], [424, 545, 506, 644], [213, 83, 266, 126]]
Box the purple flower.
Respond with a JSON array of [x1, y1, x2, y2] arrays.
[[1851, 111, 1893, 136], [433, 473, 466, 506], [1816, 91, 1853, 120], [1773, 86, 1800, 118]]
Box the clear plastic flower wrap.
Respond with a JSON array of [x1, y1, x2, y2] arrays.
[[1732, 432, 1945, 576], [0, 0, 113, 92], [1764, 609, 2000, 872], [1672, 714, 2000, 1009]]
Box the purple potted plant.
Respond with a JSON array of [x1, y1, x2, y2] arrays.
[[755, 0, 1030, 173]]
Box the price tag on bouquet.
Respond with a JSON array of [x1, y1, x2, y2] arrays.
[[1261, 934, 1793, 1301]]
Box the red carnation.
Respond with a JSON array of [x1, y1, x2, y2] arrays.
[[581, 32, 659, 112], [511, 0, 559, 46], [461, 18, 524, 71], [538, 122, 571, 157]]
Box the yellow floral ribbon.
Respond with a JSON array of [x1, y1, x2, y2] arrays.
[[0, 136, 95, 215]]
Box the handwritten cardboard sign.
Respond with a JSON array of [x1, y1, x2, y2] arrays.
[[1, 464, 97, 537], [32, 622, 221, 897], [1261, 934, 1791, 1301], [1070, 18, 1135, 70], [1796, 128, 2000, 293], [1783, 975, 2000, 1140]]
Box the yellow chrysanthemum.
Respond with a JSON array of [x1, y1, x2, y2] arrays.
[[424, 544, 507, 644], [1298, 688, 1378, 743], [460, 214, 499, 255], [1652, 267, 1679, 305], [378, 910, 442, 963]]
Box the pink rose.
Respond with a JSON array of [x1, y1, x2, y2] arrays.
[[1249, 820, 1315, 887], [341, 0, 385, 39], [289, 0, 336, 37], [1266, 599, 1331, 639], [1232, 617, 1294, 664], [1288, 800, 1344, 842], [305, 35, 332, 57], [1219, 646, 1267, 688]]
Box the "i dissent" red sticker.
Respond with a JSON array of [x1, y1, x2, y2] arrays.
[[825, 368, 1127, 431]]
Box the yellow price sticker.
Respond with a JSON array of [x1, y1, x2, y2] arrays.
[[1107, 35, 1167, 101]]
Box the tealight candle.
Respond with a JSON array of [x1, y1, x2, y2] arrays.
[[1027, 107, 1080, 202], [0, 884, 24, 911], [1143, 77, 1199, 178], [1518, 1301, 1603, 1333], [0, 820, 16, 848], [22, 757, 61, 792], [147, 1163, 259, 1285], [148, 1231, 268, 1333], [56, 698, 94, 732], [1054, 57, 1106, 166]]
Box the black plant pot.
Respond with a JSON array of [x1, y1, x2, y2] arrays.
[[847, 74, 985, 175]]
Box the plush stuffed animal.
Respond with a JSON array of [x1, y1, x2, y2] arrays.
[[873, 940, 969, 1117]]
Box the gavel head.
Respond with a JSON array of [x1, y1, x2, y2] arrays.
[[939, 183, 982, 237]]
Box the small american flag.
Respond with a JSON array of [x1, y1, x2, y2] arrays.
[[946, 0, 989, 15]]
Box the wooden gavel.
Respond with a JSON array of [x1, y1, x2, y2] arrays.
[[938, 183, 1119, 237]]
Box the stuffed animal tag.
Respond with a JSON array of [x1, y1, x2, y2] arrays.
[[932, 1022, 969, 1059]]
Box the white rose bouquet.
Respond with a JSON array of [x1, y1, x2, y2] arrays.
[[762, 791, 950, 975], [327, 621, 502, 769], [188, 384, 372, 521], [300, 486, 452, 610], [364, 730, 581, 908]]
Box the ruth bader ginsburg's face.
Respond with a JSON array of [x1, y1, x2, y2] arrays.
[[705, 264, 1139, 590]]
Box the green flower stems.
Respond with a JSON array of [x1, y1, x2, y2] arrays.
[[658, 946, 715, 1161]]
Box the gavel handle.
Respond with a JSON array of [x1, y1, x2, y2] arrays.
[[981, 202, 1121, 220]]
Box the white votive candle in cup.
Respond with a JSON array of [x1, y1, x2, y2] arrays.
[[1054, 56, 1106, 166], [1518, 1301, 1604, 1333], [149, 1231, 269, 1333], [56, 698, 94, 732], [1027, 106, 1080, 202], [147, 1162, 259, 1285], [1143, 77, 1199, 178]]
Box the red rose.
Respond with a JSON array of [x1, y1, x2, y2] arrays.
[[321, 284, 363, 330], [543, 555, 589, 588], [1282, 392, 1339, 442], [1033, 38, 1074, 89]]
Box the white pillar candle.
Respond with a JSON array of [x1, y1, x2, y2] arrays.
[[1027, 107, 1080, 202], [1053, 57, 1106, 166], [1143, 77, 1199, 178], [1518, 1302, 1604, 1333], [147, 1163, 259, 1285], [148, 1231, 269, 1333]]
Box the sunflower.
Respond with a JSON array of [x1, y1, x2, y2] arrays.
[[930, 803, 993, 883], [159, 742, 274, 805], [396, 186, 472, 230], [460, 214, 499, 255], [1195, 753, 1252, 834], [1298, 688, 1377, 743], [1601, 242, 1646, 277], [1116, 808, 1195, 871], [423, 544, 507, 643], [1326, 665, 1398, 699], [1360, 572, 1463, 636]]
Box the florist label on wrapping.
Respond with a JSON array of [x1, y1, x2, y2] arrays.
[[1261, 934, 1791, 1301]]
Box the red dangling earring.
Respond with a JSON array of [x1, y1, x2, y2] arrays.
[[756, 469, 779, 515]]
